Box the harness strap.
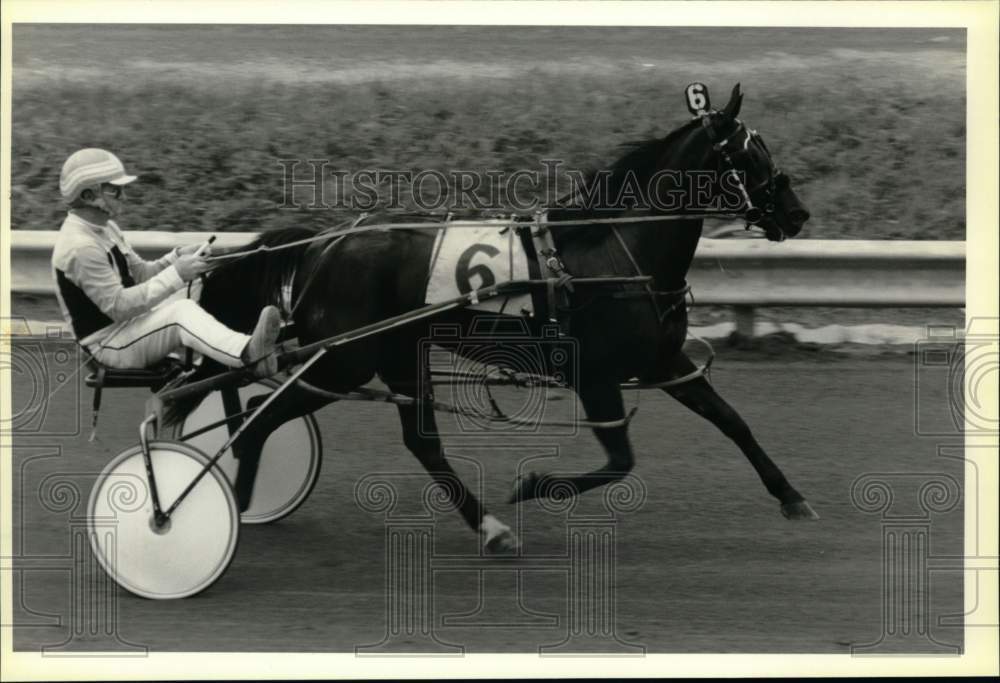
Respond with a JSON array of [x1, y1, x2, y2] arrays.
[[288, 234, 348, 319], [280, 265, 297, 318], [610, 225, 684, 322], [88, 364, 106, 442], [530, 212, 574, 334], [610, 224, 644, 276], [545, 278, 558, 328], [293, 379, 638, 430], [610, 285, 691, 321], [629, 329, 716, 389], [625, 365, 708, 389]]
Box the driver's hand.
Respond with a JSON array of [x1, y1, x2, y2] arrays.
[[175, 254, 212, 282], [176, 243, 204, 256]]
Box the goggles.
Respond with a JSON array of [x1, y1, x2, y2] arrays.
[[100, 184, 126, 199]]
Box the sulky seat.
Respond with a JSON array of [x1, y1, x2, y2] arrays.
[[84, 358, 184, 390], [84, 355, 191, 440]]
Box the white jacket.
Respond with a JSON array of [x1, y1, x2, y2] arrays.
[[51, 213, 185, 345]]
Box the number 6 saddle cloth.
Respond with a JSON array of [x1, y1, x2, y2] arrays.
[[424, 217, 537, 316]]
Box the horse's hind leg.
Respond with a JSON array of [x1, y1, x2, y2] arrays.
[[232, 381, 334, 510], [509, 378, 635, 503], [661, 352, 819, 520], [387, 382, 520, 554]]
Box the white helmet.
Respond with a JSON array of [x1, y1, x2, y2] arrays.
[[59, 148, 137, 203]]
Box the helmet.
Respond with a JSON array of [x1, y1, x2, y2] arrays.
[[59, 148, 137, 203]]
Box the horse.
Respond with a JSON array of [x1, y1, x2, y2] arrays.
[[175, 83, 818, 553]]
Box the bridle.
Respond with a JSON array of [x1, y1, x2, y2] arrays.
[[698, 115, 787, 237]]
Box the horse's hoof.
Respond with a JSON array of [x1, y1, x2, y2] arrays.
[[484, 529, 521, 555], [508, 471, 542, 504], [781, 500, 820, 520]]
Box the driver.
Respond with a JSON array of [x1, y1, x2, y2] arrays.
[[51, 148, 280, 377]]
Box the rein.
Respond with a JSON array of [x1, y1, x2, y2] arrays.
[[204, 210, 747, 264], [210, 208, 740, 325]]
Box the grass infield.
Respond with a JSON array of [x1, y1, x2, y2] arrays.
[[11, 26, 964, 240]]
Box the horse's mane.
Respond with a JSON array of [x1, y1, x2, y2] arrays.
[[588, 119, 701, 201], [546, 118, 704, 244]]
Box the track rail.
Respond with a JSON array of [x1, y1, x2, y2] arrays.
[[12, 230, 964, 306]]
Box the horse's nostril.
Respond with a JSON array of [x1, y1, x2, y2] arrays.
[[791, 209, 810, 224]]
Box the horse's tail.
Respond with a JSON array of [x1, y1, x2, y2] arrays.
[[207, 226, 319, 311], [162, 226, 319, 426]]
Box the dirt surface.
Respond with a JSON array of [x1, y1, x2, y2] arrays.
[[10, 343, 965, 653]]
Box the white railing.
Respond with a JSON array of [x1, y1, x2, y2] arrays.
[[10, 231, 965, 335]]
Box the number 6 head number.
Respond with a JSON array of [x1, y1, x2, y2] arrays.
[[685, 82, 711, 117]]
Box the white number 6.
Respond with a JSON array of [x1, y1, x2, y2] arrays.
[[685, 83, 710, 115]]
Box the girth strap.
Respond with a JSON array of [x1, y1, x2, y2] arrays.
[[527, 212, 574, 334]]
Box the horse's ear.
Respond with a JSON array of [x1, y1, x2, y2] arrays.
[[722, 83, 743, 120]]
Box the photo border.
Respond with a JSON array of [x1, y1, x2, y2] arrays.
[[1, 1, 997, 679]]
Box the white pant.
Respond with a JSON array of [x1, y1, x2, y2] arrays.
[[89, 298, 251, 369]]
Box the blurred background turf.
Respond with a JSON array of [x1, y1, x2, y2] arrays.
[[11, 25, 965, 238]]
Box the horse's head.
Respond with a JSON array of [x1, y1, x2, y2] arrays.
[[684, 83, 810, 241]]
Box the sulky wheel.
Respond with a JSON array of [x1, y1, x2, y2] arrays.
[[87, 440, 239, 600], [172, 379, 322, 524]]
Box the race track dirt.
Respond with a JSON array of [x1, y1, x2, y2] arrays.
[[10, 348, 964, 653]]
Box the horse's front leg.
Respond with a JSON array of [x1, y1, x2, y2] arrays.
[[390, 392, 520, 554], [509, 378, 635, 503], [661, 352, 819, 520]]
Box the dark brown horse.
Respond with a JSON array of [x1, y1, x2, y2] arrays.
[[181, 84, 818, 553]]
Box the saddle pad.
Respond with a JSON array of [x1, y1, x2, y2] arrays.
[[424, 219, 533, 316]]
